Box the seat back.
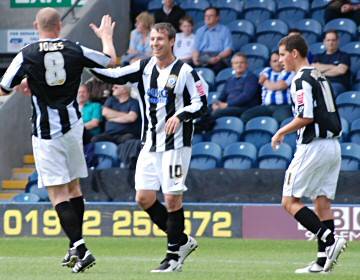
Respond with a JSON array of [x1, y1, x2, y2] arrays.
[[256, 19, 289, 49], [309, 42, 325, 56], [243, 0, 276, 26], [196, 67, 215, 90], [324, 18, 357, 45], [223, 142, 257, 169], [349, 118, 360, 144], [277, 0, 309, 28], [340, 142, 360, 170], [243, 116, 279, 149], [215, 67, 234, 86], [94, 141, 119, 169], [211, 117, 244, 148], [227, 20, 255, 51], [240, 43, 269, 72], [336, 91, 360, 123], [258, 143, 293, 169], [191, 142, 222, 170], [180, 0, 210, 23], [213, 0, 243, 24], [295, 18, 322, 44], [12, 193, 40, 202], [280, 117, 297, 149], [340, 41, 360, 75]]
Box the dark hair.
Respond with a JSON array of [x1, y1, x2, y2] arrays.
[[232, 52, 247, 62], [288, 28, 301, 35], [152, 22, 176, 40], [204, 7, 220, 16], [271, 50, 279, 56], [278, 35, 308, 58], [324, 30, 339, 40], [179, 15, 194, 26]]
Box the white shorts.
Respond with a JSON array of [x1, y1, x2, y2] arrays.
[[32, 121, 88, 188], [135, 147, 192, 194], [282, 139, 341, 200]]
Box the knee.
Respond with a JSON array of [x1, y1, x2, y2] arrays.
[[135, 192, 154, 210], [165, 196, 182, 212]]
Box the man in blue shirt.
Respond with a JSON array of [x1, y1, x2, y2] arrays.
[[211, 53, 259, 119], [192, 7, 232, 74], [92, 84, 141, 144], [241, 51, 294, 123], [312, 31, 351, 96]]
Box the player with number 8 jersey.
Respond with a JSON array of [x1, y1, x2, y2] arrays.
[[0, 8, 117, 273]]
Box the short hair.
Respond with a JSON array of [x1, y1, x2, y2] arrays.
[[35, 8, 61, 32], [278, 35, 308, 58], [136, 12, 154, 31], [288, 28, 301, 35], [152, 22, 176, 40], [232, 52, 247, 62], [204, 7, 220, 16], [324, 30, 339, 40], [79, 83, 89, 91], [179, 15, 194, 26], [271, 50, 279, 56]]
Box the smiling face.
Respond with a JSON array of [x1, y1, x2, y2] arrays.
[[150, 28, 174, 60]]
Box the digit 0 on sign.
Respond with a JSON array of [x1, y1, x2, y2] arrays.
[[3, 210, 22, 235]]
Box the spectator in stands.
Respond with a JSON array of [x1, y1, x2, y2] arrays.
[[325, 0, 360, 25], [192, 7, 233, 74], [85, 77, 112, 104], [92, 84, 140, 145], [241, 51, 294, 123], [211, 53, 259, 119], [174, 16, 195, 64], [312, 30, 351, 95], [288, 28, 313, 63], [121, 12, 154, 65], [78, 84, 103, 145], [154, 0, 185, 32]]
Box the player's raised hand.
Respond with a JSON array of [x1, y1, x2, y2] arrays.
[[165, 116, 181, 135], [14, 78, 31, 96], [89, 15, 116, 39]]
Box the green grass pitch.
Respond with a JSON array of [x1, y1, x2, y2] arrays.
[[0, 237, 359, 280]]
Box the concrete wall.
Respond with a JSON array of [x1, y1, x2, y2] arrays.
[[0, 94, 32, 182]]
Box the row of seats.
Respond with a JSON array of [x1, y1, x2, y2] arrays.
[[191, 141, 360, 171], [226, 18, 358, 51], [148, 0, 358, 27], [195, 40, 360, 87]]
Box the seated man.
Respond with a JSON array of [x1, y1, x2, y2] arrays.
[[92, 84, 140, 145], [211, 53, 259, 119], [192, 7, 232, 74], [77, 84, 103, 145], [312, 30, 351, 95], [241, 51, 294, 123]]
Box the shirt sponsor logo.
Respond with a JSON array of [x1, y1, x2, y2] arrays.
[[147, 88, 168, 104], [196, 81, 206, 97]]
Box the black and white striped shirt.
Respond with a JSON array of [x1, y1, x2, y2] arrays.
[[0, 38, 111, 139], [92, 57, 208, 152], [291, 66, 342, 144]]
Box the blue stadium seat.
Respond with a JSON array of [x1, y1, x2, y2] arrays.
[[196, 67, 215, 90], [243, 116, 279, 149], [258, 143, 293, 169], [223, 142, 257, 169], [340, 142, 360, 170], [12, 193, 40, 203], [207, 91, 220, 106], [243, 0, 276, 26], [309, 42, 325, 56], [277, 0, 309, 28], [336, 91, 360, 123], [192, 133, 204, 145], [256, 19, 289, 50], [180, 0, 210, 24], [340, 41, 360, 75], [349, 119, 360, 145], [311, 0, 331, 26], [340, 117, 349, 142], [212, 0, 243, 25], [210, 117, 244, 148], [216, 83, 225, 93], [280, 117, 297, 149], [190, 142, 222, 170], [240, 43, 270, 72], [324, 18, 357, 45], [294, 19, 322, 45], [29, 184, 49, 201], [227, 20, 255, 51], [94, 141, 119, 169], [215, 67, 233, 86], [331, 83, 347, 97], [147, 0, 162, 13]]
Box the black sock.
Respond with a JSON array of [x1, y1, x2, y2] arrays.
[[145, 200, 168, 232], [166, 208, 187, 258], [294, 207, 335, 246], [69, 196, 85, 247], [55, 201, 87, 258], [317, 219, 334, 267]]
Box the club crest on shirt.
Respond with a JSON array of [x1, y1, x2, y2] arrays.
[[166, 75, 177, 89]]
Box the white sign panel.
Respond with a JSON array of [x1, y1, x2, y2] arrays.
[[7, 29, 39, 52]]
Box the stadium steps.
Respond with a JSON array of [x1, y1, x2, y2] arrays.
[[0, 154, 35, 200]]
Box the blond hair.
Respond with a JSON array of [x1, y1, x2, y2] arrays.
[[136, 12, 154, 31]]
